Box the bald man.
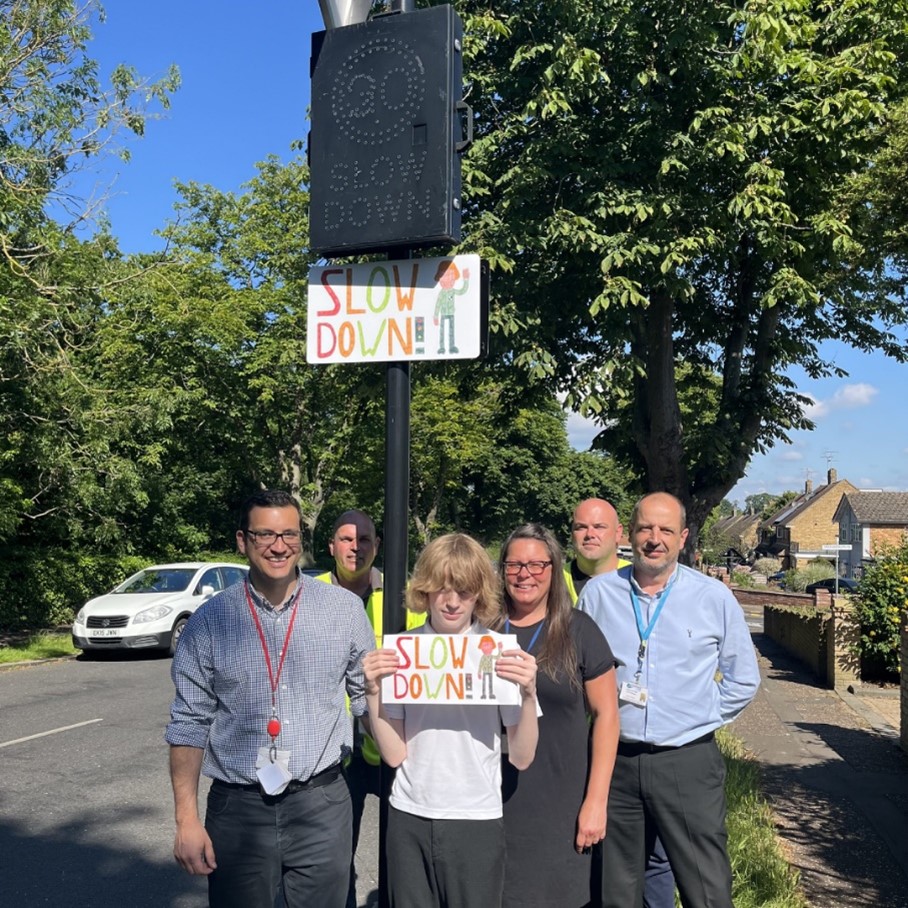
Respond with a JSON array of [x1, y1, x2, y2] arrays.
[[579, 493, 759, 908], [565, 498, 629, 601]]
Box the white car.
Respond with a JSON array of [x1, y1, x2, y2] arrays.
[[72, 562, 248, 655]]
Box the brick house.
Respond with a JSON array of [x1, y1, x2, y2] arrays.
[[757, 469, 857, 569], [711, 512, 762, 560], [832, 491, 908, 578]]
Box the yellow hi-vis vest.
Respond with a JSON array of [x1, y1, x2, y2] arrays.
[[315, 570, 425, 765], [564, 559, 632, 604]]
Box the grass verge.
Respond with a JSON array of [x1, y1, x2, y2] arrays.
[[0, 631, 78, 664], [720, 727, 807, 908]]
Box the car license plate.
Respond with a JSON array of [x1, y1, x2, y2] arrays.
[[89, 628, 119, 638]]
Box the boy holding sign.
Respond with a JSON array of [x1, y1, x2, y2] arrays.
[[363, 533, 539, 908]]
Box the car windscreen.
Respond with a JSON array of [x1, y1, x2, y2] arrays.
[[116, 569, 196, 594]]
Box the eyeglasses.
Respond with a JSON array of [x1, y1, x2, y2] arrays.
[[245, 530, 302, 548], [503, 560, 552, 577]]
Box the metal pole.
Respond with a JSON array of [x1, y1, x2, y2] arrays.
[[378, 14, 413, 906], [383, 360, 410, 629], [379, 262, 411, 908]]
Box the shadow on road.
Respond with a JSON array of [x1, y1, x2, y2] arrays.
[[0, 803, 207, 907]]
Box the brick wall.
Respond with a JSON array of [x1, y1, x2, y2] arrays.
[[764, 603, 828, 680], [730, 587, 859, 689], [870, 527, 908, 553]]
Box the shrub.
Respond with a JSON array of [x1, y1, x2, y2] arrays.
[[0, 549, 147, 630], [752, 557, 782, 577], [0, 547, 240, 630], [785, 561, 835, 592], [853, 538, 908, 676]]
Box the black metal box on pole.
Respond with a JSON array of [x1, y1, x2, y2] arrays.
[[309, 5, 466, 255]]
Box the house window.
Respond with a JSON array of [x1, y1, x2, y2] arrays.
[[851, 525, 861, 542]]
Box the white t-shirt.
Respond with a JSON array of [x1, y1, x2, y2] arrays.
[[384, 623, 524, 820]]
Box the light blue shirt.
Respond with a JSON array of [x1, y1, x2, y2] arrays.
[[578, 563, 759, 747], [166, 574, 375, 784]]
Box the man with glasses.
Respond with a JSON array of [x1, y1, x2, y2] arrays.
[[316, 509, 424, 908], [166, 490, 375, 908], [579, 493, 759, 908], [565, 498, 675, 908]]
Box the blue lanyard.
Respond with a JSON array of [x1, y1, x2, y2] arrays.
[[504, 618, 545, 654], [629, 574, 676, 661]]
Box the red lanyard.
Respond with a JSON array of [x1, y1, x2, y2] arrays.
[[245, 580, 302, 741]]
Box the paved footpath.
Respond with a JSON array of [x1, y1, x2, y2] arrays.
[[732, 628, 908, 908]]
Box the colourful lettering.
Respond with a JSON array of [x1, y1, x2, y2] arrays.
[[316, 323, 337, 358], [393, 264, 418, 312], [413, 637, 430, 670], [395, 636, 413, 670], [317, 269, 344, 316], [445, 673, 465, 699], [429, 636, 449, 669], [366, 267, 391, 313], [449, 637, 468, 669], [345, 269, 365, 315], [338, 321, 355, 357], [357, 320, 386, 356], [388, 318, 412, 355]]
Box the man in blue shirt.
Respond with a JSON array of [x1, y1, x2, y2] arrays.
[[579, 492, 759, 908], [167, 490, 375, 908]]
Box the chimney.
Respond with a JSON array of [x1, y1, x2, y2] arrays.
[[805, 479, 813, 494], [828, 468, 837, 484]]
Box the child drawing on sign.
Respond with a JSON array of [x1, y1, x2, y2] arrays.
[[433, 259, 471, 355], [362, 533, 539, 907], [478, 635, 503, 700]]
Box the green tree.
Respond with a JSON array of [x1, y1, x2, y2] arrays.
[[459, 0, 908, 554], [1, 0, 178, 267], [112, 157, 387, 562], [0, 0, 177, 547], [843, 94, 908, 276], [854, 537, 908, 676]]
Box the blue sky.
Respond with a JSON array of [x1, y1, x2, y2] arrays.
[[80, 3, 908, 505]]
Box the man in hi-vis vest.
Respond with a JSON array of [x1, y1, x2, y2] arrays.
[[317, 509, 423, 908]]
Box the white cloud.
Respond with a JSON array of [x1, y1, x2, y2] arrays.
[[780, 450, 803, 462], [802, 394, 827, 419], [830, 383, 878, 409], [802, 383, 878, 420]]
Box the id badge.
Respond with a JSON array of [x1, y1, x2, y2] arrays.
[[255, 747, 292, 795], [619, 680, 649, 708]]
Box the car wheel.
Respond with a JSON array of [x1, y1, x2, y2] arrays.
[[169, 618, 188, 657]]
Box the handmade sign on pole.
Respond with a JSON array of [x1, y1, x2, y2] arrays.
[[381, 633, 521, 705], [307, 253, 486, 363]]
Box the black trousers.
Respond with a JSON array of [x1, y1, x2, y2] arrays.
[[205, 776, 352, 908], [346, 751, 381, 907], [599, 737, 733, 908], [387, 806, 505, 908]]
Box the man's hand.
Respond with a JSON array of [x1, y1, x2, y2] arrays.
[[174, 816, 217, 875]]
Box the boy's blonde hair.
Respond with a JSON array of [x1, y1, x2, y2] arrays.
[[406, 533, 500, 626]]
